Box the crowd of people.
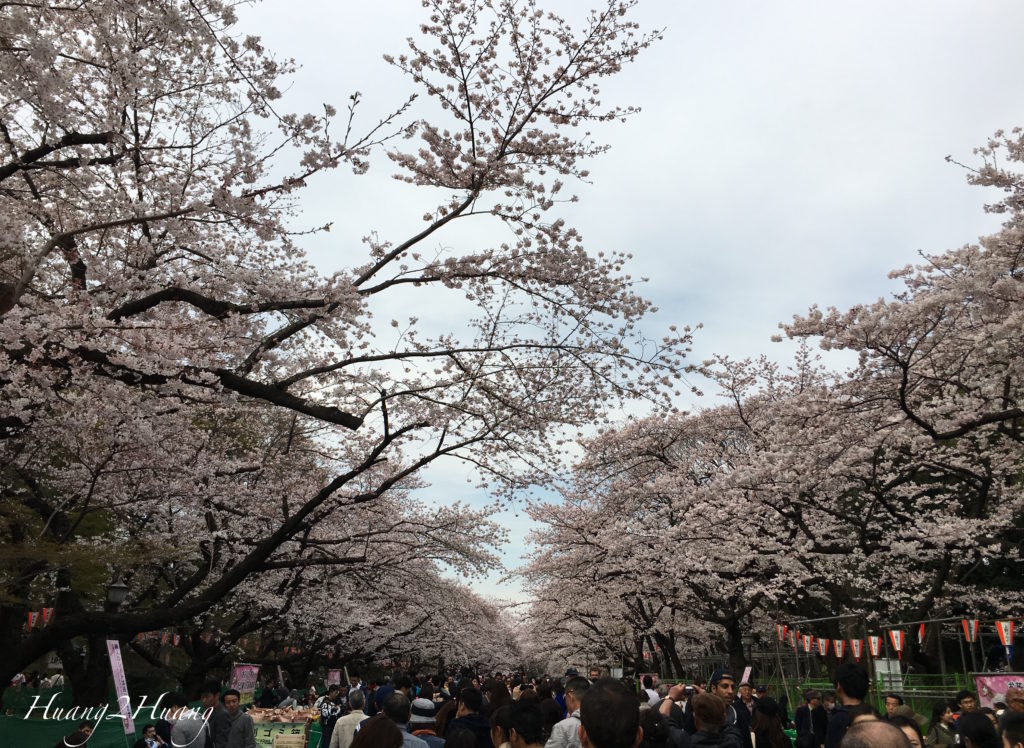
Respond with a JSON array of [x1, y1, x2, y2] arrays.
[[788, 664, 1024, 748], [48, 664, 1024, 748]]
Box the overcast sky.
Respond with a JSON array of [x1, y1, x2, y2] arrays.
[[238, 0, 1024, 602]]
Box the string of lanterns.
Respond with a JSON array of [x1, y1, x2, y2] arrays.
[[775, 619, 1016, 660]]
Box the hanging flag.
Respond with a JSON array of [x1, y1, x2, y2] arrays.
[[868, 635, 882, 658], [27, 611, 40, 630], [802, 634, 813, 653], [172, 634, 180, 647], [136, 633, 143, 642], [850, 639, 863, 660], [834, 639, 846, 659], [202, 632, 212, 643], [996, 621, 1015, 653], [918, 624, 926, 645], [106, 640, 136, 735], [889, 630, 905, 659], [42, 608, 54, 625], [777, 624, 787, 641], [160, 632, 169, 644], [817, 638, 829, 656], [962, 619, 979, 643], [788, 630, 797, 649]]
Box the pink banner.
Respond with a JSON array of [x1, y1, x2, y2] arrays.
[[327, 669, 342, 686], [231, 663, 261, 706], [106, 639, 136, 735], [975, 673, 1024, 710]]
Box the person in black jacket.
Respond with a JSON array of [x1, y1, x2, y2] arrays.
[[824, 664, 869, 748], [200, 679, 230, 748], [751, 698, 792, 748], [255, 679, 278, 709], [446, 687, 492, 748], [794, 690, 827, 748], [54, 720, 94, 748], [689, 693, 742, 748]]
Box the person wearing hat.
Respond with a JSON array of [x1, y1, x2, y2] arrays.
[[737, 681, 755, 716], [751, 698, 792, 748], [708, 669, 752, 748], [409, 697, 445, 748]]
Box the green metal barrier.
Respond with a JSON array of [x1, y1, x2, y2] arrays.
[[0, 715, 135, 748]]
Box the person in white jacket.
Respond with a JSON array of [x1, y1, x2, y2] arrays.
[[545, 677, 591, 748]]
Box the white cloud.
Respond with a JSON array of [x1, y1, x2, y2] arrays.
[[238, 0, 1024, 600]]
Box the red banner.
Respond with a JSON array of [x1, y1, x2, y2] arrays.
[[42, 607, 54, 625], [868, 636, 882, 658], [962, 619, 979, 643], [26, 611, 39, 630], [889, 630, 905, 659], [833, 639, 846, 658], [817, 638, 829, 656], [802, 634, 813, 653], [917, 623, 925, 645], [996, 621, 1015, 648], [777, 624, 787, 641], [850, 639, 863, 660]]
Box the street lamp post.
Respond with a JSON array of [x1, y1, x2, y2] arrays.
[[742, 633, 755, 671], [106, 576, 129, 610]]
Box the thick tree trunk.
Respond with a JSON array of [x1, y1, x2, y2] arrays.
[[724, 619, 747, 676], [668, 639, 686, 679], [631, 638, 644, 677], [59, 634, 110, 707], [653, 631, 684, 679]]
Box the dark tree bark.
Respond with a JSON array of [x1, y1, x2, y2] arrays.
[[724, 618, 747, 676]]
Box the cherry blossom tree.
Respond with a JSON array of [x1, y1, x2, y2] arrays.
[[0, 0, 689, 699], [522, 403, 804, 676], [521, 127, 1024, 671]]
